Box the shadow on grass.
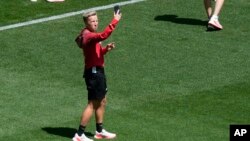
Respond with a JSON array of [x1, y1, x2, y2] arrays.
[[154, 14, 207, 26], [42, 127, 94, 138]]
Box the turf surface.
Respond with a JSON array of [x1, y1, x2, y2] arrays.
[[0, 0, 250, 141]]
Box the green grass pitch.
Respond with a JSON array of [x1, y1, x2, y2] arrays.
[[0, 0, 250, 141]]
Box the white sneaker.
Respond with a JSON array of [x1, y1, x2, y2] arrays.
[[46, 0, 65, 2], [72, 133, 93, 141], [208, 18, 223, 30], [94, 129, 116, 139]]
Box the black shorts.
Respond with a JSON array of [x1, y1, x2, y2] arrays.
[[84, 67, 107, 100]]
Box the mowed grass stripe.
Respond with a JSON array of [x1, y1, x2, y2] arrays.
[[0, 0, 145, 31], [0, 0, 250, 141]]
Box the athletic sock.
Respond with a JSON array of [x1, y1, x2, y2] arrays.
[[77, 125, 86, 136], [96, 123, 103, 133], [210, 15, 219, 21]]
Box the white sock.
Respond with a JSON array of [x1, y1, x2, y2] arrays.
[[210, 15, 219, 21]]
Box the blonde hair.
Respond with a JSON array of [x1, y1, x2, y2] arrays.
[[83, 11, 97, 24]]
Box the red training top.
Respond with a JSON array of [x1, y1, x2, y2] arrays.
[[81, 18, 119, 69]]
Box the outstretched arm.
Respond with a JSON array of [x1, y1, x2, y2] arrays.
[[87, 12, 122, 43]]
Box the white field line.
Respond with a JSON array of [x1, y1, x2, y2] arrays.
[[0, 0, 145, 31]]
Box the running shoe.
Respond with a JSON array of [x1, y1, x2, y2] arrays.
[[47, 0, 65, 2], [208, 18, 223, 30], [94, 129, 116, 139], [72, 133, 93, 141]]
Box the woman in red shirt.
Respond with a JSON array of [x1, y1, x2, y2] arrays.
[[73, 10, 122, 141]]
